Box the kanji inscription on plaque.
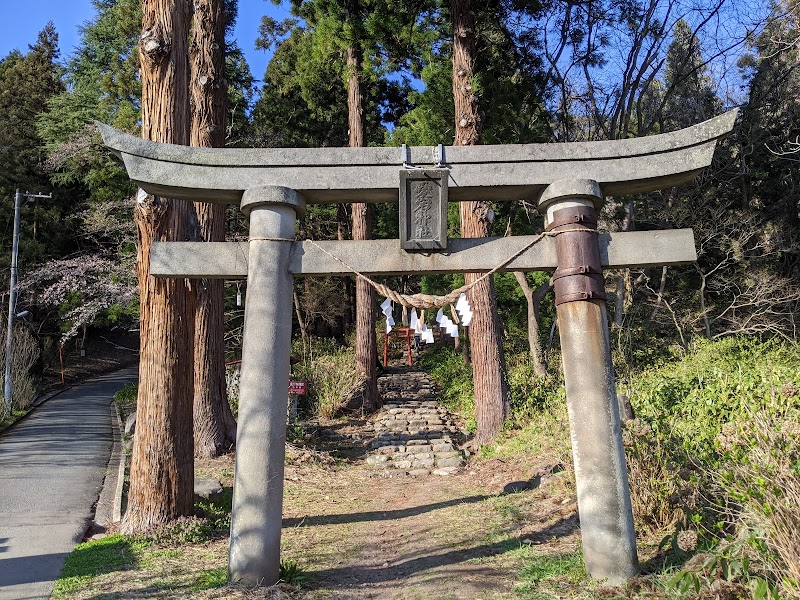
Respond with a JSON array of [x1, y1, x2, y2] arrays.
[[399, 169, 448, 250]]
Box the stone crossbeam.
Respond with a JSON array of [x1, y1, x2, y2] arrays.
[[149, 229, 697, 279], [98, 110, 736, 204]]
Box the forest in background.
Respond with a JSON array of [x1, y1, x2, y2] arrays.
[[1, 0, 800, 596], [1, 0, 797, 364]]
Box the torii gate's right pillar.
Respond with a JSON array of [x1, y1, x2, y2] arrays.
[[539, 179, 638, 583]]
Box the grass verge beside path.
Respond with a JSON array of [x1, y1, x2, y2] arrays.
[[0, 408, 30, 432]]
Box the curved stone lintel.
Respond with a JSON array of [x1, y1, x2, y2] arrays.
[[98, 109, 737, 204]]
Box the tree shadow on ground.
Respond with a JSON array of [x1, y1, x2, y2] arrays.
[[307, 514, 579, 591], [283, 477, 542, 528], [283, 494, 493, 527]]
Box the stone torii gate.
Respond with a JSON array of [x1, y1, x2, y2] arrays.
[[100, 109, 736, 586]]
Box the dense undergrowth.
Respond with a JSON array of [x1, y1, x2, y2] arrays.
[[421, 335, 800, 598]]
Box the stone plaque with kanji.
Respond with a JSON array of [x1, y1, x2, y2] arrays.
[[399, 169, 448, 251]]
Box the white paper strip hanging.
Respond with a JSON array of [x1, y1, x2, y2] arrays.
[[456, 292, 473, 327], [385, 320, 392, 334], [381, 297, 393, 313], [456, 293, 468, 312], [409, 309, 418, 331], [449, 325, 459, 338], [436, 308, 444, 323], [387, 315, 395, 327]]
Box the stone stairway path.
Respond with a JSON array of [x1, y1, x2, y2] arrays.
[[367, 365, 468, 476]]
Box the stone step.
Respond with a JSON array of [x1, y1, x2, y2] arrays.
[[367, 365, 468, 477]]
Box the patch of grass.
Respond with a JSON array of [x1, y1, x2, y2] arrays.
[[418, 345, 475, 424], [0, 408, 29, 432], [190, 566, 228, 591], [113, 382, 137, 421], [490, 496, 526, 523], [515, 550, 588, 596], [53, 534, 140, 597], [279, 559, 311, 586], [138, 547, 185, 570]]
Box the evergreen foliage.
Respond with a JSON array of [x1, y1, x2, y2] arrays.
[[0, 24, 73, 269]]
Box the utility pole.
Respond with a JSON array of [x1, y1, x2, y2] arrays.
[[4, 190, 51, 412]]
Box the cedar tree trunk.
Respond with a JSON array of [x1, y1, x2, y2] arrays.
[[452, 0, 510, 445], [189, 0, 236, 458], [123, 0, 195, 533], [346, 2, 379, 412]]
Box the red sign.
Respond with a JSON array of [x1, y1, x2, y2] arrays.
[[288, 381, 306, 395]]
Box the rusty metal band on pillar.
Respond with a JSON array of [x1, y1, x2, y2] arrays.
[[545, 205, 606, 305]]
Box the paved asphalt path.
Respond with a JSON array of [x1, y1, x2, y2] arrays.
[[0, 367, 138, 600]]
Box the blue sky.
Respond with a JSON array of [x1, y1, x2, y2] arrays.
[[0, 0, 289, 82]]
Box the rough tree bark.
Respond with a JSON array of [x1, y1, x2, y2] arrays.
[[452, 0, 510, 445], [338, 204, 353, 337], [346, 0, 379, 412], [123, 0, 195, 534], [189, 0, 236, 458]]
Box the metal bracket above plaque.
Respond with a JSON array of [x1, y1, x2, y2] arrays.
[[399, 169, 449, 251]]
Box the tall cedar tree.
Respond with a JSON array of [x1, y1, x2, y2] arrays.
[[343, 0, 378, 412], [189, 0, 237, 458], [122, 0, 195, 533], [451, 0, 510, 444]]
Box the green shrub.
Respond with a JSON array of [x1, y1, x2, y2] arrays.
[[292, 343, 365, 420], [506, 353, 565, 421], [114, 382, 137, 421], [620, 336, 800, 539], [279, 559, 310, 586], [715, 408, 800, 598], [659, 543, 774, 600], [418, 345, 474, 425], [141, 516, 221, 546], [623, 337, 799, 461], [622, 418, 709, 534]]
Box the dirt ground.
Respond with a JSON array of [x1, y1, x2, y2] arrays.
[[65, 412, 645, 600], [280, 456, 580, 599], [59, 358, 616, 600], [190, 417, 586, 600]]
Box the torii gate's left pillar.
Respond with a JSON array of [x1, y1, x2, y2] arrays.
[[228, 186, 305, 585]]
